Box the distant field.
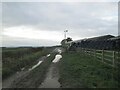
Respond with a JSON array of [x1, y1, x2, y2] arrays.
[[59, 52, 120, 88], [2, 47, 53, 79]]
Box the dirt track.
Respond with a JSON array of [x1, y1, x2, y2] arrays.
[[2, 47, 63, 88], [39, 63, 60, 88]]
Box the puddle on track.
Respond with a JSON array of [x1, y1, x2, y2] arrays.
[[39, 63, 60, 88], [52, 54, 62, 63], [29, 54, 51, 71], [29, 61, 43, 71], [39, 53, 62, 88]]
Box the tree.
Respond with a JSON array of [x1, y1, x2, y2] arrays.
[[61, 37, 72, 45], [60, 37, 73, 49], [61, 39, 67, 46], [66, 37, 73, 42]]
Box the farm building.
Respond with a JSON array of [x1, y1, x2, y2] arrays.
[[64, 35, 120, 51]]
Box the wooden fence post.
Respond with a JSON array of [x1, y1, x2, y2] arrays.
[[84, 48, 86, 54], [102, 50, 104, 62], [94, 49, 96, 58], [113, 51, 115, 66], [89, 49, 90, 55], [89, 49, 91, 55]]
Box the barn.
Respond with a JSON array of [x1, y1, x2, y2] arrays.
[[66, 35, 120, 51]]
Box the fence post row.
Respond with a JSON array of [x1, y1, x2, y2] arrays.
[[80, 48, 119, 67]]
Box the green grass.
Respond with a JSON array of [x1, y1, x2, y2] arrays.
[[59, 52, 119, 88], [2, 47, 53, 79], [2, 47, 44, 59]]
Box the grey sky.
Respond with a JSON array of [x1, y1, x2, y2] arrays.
[[1, 1, 118, 47]]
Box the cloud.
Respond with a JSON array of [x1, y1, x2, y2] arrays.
[[2, 35, 59, 47], [1, 0, 120, 2], [2, 2, 118, 47], [3, 26, 63, 41]]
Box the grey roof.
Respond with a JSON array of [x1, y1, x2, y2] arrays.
[[70, 35, 116, 43]]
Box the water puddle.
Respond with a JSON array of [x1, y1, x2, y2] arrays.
[[29, 61, 43, 71], [21, 67, 25, 71], [39, 63, 60, 88], [58, 49, 62, 54], [46, 54, 51, 57], [39, 53, 62, 88], [28, 54, 51, 71], [39, 48, 63, 88], [52, 54, 62, 63]]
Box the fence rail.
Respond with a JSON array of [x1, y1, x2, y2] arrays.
[[76, 48, 120, 67]]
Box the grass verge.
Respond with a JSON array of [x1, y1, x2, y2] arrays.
[[59, 52, 119, 88]]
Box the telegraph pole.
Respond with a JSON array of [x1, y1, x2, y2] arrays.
[[64, 30, 68, 39]]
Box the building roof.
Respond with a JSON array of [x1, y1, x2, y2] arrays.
[[71, 35, 115, 43]]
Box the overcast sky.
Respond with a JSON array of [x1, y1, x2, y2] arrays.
[[1, 0, 119, 47]]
